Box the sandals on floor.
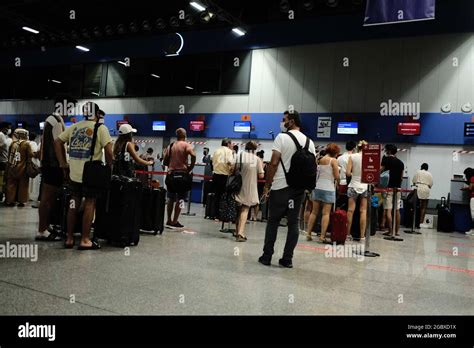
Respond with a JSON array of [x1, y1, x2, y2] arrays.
[[235, 235, 247, 242], [36, 232, 62, 242], [64, 241, 75, 249], [77, 240, 101, 250]]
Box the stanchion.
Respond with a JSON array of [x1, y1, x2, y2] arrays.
[[354, 185, 380, 258], [182, 189, 196, 217], [404, 186, 422, 235], [384, 188, 404, 242]]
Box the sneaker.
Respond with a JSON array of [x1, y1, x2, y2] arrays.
[[258, 256, 271, 266], [419, 223, 430, 229], [278, 258, 293, 268]]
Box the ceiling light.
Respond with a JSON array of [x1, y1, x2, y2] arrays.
[[151, 74, 160, 78], [51, 79, 62, 84], [185, 86, 194, 90], [76, 45, 90, 52], [91, 92, 100, 96], [190, 1, 206, 12], [232, 28, 246, 36], [22, 26, 39, 34], [200, 11, 212, 23], [118, 61, 128, 66]]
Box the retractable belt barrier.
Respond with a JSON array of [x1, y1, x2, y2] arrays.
[[134, 170, 267, 183]]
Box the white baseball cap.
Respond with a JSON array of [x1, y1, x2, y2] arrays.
[[119, 124, 137, 135]]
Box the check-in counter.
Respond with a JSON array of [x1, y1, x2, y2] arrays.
[[450, 179, 470, 205]]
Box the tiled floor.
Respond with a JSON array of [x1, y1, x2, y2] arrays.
[[0, 203, 473, 315]]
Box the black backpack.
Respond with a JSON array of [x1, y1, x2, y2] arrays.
[[280, 132, 317, 191]]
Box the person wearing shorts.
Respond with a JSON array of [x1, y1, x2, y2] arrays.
[[162, 128, 196, 229], [305, 143, 340, 243], [381, 144, 404, 237], [56, 102, 113, 250], [346, 141, 369, 241]]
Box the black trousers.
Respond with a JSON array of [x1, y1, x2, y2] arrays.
[[212, 174, 228, 219], [262, 187, 305, 261]]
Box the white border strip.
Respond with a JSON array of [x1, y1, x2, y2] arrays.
[[363, 17, 435, 27]]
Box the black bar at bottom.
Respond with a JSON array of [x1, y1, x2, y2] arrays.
[[0, 316, 472, 346]]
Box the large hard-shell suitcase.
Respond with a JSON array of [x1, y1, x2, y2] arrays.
[[330, 209, 348, 245], [95, 176, 143, 246], [141, 187, 166, 235], [437, 197, 454, 233], [205, 193, 217, 219]]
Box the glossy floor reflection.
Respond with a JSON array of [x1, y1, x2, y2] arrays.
[[0, 203, 473, 315]]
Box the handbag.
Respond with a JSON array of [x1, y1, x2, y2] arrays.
[[26, 159, 41, 178], [164, 142, 192, 193], [82, 122, 111, 190], [226, 152, 243, 194]]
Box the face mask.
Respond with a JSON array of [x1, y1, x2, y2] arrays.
[[280, 122, 287, 133], [6, 129, 11, 135]]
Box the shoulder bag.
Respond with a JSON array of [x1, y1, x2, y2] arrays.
[[82, 122, 111, 190]]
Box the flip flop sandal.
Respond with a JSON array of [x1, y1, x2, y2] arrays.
[[77, 240, 101, 250], [382, 232, 391, 236], [64, 241, 75, 249]]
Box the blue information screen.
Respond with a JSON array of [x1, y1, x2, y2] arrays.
[[234, 121, 251, 133], [337, 122, 358, 135], [152, 121, 166, 131]]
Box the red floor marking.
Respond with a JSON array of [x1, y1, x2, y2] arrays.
[[449, 235, 470, 240], [445, 241, 474, 248], [425, 264, 474, 276], [296, 244, 327, 253], [437, 249, 474, 258]]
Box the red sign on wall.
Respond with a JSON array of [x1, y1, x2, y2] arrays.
[[362, 144, 381, 184]]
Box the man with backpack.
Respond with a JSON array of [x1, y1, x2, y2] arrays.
[[258, 110, 317, 268]]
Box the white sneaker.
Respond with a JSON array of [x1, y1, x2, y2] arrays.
[[419, 223, 430, 229], [466, 230, 474, 236]]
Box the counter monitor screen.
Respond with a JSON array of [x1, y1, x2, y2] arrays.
[[190, 121, 205, 131], [39, 122, 45, 131], [397, 122, 421, 136], [464, 123, 474, 137], [152, 121, 166, 131], [234, 121, 251, 133], [337, 122, 358, 135]]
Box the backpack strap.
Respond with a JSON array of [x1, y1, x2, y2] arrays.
[[279, 132, 306, 175]]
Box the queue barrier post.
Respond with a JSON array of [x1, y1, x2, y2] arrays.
[[404, 185, 422, 235], [360, 185, 380, 257]]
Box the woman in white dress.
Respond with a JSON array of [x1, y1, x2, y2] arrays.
[[234, 141, 265, 242], [412, 163, 433, 228]]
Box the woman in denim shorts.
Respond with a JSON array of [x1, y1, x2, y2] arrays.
[[305, 143, 340, 243]]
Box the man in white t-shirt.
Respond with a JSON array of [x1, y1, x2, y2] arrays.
[[259, 110, 316, 268], [337, 141, 357, 190]]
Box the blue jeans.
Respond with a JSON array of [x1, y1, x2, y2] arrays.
[[262, 187, 305, 261]]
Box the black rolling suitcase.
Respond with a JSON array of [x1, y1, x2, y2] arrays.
[[437, 196, 454, 233], [95, 176, 143, 246], [141, 187, 166, 235], [205, 193, 217, 219], [203, 180, 214, 206]]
